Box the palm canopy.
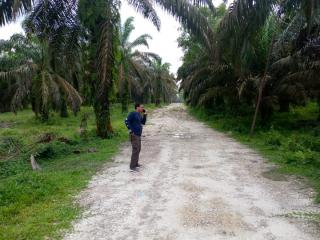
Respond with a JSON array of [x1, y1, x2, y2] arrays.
[[148, 58, 177, 105], [117, 16, 158, 111], [0, 0, 33, 26]]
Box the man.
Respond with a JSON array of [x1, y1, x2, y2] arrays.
[[125, 103, 147, 172]]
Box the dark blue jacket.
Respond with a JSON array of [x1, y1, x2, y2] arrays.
[[126, 112, 147, 136]]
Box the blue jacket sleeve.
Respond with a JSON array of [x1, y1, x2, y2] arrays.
[[127, 112, 134, 130]]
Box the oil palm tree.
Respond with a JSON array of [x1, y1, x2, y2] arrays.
[[148, 58, 176, 106], [117, 16, 156, 113]]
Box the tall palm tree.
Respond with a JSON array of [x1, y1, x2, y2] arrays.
[[148, 58, 176, 106], [117, 16, 155, 113]]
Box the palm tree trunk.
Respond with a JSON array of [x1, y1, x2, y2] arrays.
[[60, 95, 69, 118], [40, 105, 49, 121], [155, 97, 161, 106], [155, 81, 161, 106], [249, 34, 275, 136], [94, 96, 113, 138], [121, 95, 128, 113], [93, 11, 116, 138], [121, 77, 129, 113]]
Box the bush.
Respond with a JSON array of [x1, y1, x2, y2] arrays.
[[283, 150, 318, 166], [35, 141, 72, 160], [264, 130, 283, 147], [0, 137, 25, 158], [283, 135, 320, 152], [312, 126, 320, 137], [0, 160, 29, 178], [285, 138, 306, 152], [300, 136, 320, 152]]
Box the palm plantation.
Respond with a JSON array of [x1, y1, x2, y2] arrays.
[[1, 0, 320, 239], [1, 0, 194, 136], [179, 1, 319, 123]]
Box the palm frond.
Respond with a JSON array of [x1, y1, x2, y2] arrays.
[[128, 58, 151, 84], [0, 0, 33, 26], [155, 0, 215, 48], [48, 74, 61, 108], [191, 0, 216, 13], [132, 51, 161, 63], [55, 74, 82, 113], [126, 0, 161, 30], [97, 17, 117, 99], [121, 16, 135, 45], [9, 62, 37, 112], [218, 0, 275, 61], [198, 86, 224, 106], [128, 34, 152, 49]]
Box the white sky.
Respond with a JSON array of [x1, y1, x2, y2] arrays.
[[0, 0, 225, 74]]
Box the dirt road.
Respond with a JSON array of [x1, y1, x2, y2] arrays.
[[64, 104, 319, 240]]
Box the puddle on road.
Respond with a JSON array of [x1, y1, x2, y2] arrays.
[[262, 169, 288, 181]]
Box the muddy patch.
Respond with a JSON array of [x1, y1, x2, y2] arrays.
[[262, 169, 288, 181], [0, 121, 15, 129], [179, 181, 205, 193]]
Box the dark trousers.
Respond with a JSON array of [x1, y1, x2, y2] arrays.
[[130, 133, 141, 169]]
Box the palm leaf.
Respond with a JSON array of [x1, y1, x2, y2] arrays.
[[97, 19, 116, 99], [128, 34, 152, 49], [55, 74, 82, 113], [126, 0, 161, 30], [154, 0, 215, 47], [0, 0, 33, 26], [121, 16, 135, 45]]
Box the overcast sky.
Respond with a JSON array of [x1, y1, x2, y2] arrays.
[[0, 0, 225, 74]]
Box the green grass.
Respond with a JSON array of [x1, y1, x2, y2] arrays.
[[0, 103, 157, 240], [188, 102, 320, 203]]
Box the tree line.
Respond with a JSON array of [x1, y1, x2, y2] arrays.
[[2, 1, 318, 137]]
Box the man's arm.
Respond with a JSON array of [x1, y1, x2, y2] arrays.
[[127, 112, 134, 130], [141, 113, 147, 125]]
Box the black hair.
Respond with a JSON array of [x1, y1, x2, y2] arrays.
[[134, 103, 141, 109]]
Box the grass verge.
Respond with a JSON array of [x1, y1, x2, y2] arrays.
[[0, 103, 157, 240]]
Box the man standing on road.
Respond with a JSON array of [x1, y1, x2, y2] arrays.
[[126, 103, 147, 172]]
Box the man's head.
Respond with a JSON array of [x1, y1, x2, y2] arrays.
[[135, 103, 144, 113]]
